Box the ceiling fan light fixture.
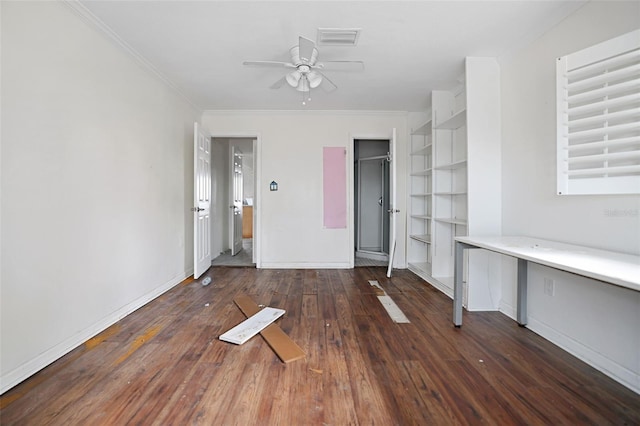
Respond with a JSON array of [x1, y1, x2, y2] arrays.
[[307, 71, 323, 89], [286, 70, 301, 87], [296, 77, 310, 92]]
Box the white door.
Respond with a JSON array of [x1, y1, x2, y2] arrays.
[[194, 122, 212, 279], [387, 128, 397, 278], [230, 146, 243, 256]]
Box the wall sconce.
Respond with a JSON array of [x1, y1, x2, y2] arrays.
[[270, 181, 278, 191]]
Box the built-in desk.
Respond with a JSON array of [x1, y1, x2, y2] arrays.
[[453, 236, 640, 327]]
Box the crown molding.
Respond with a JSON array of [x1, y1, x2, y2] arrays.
[[61, 0, 202, 113]]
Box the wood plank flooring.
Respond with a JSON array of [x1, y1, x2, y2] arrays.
[[1, 267, 638, 425]]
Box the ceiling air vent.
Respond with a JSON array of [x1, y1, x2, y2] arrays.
[[317, 28, 361, 46]]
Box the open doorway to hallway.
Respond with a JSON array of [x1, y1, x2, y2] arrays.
[[354, 139, 391, 267], [211, 137, 256, 267]]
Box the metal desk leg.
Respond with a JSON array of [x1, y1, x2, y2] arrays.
[[517, 258, 528, 326], [453, 241, 466, 327]]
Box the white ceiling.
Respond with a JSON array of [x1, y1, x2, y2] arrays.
[[78, 0, 586, 111]]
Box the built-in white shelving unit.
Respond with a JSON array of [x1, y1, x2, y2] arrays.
[[407, 57, 502, 311], [407, 115, 433, 280]]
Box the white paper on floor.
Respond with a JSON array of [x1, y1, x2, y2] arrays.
[[219, 307, 286, 344]]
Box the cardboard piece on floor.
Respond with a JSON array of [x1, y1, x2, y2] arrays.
[[377, 295, 411, 323], [369, 280, 411, 323], [234, 295, 306, 363], [219, 307, 286, 345], [368, 280, 386, 296]]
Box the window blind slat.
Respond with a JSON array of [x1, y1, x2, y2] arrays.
[[568, 107, 640, 129], [567, 63, 640, 92], [567, 93, 640, 117], [568, 121, 640, 140], [568, 150, 640, 165], [567, 135, 640, 152], [567, 164, 640, 177], [567, 78, 640, 105], [567, 48, 640, 79]]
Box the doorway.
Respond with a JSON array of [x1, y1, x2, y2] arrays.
[[211, 137, 256, 267], [354, 139, 390, 266]]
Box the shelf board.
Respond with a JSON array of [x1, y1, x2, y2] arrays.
[[410, 234, 432, 244], [435, 109, 466, 130], [434, 218, 468, 226], [410, 168, 432, 176], [434, 160, 467, 170], [434, 191, 467, 196], [410, 192, 432, 197], [410, 215, 432, 220], [411, 144, 432, 156], [411, 120, 432, 135]]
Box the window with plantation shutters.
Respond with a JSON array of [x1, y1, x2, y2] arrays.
[[556, 29, 640, 195]]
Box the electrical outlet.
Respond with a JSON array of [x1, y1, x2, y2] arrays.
[[544, 278, 555, 296]]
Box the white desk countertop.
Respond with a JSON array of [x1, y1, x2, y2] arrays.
[[454, 236, 640, 292]]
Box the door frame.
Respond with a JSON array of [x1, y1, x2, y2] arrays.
[[349, 133, 393, 269], [212, 133, 261, 268], [356, 154, 389, 258]]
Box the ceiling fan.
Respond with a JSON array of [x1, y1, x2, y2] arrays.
[[243, 36, 364, 101]]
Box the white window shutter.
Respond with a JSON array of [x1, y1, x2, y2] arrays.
[[557, 29, 640, 195]]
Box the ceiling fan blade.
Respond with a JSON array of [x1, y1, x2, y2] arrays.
[[243, 61, 295, 68], [270, 76, 288, 89], [315, 61, 364, 71], [298, 36, 315, 63], [317, 72, 337, 92]]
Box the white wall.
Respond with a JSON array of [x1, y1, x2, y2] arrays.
[[500, 1, 640, 393], [202, 111, 407, 269], [0, 2, 199, 393]]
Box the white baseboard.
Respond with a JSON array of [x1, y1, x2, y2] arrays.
[[260, 262, 352, 269], [423, 276, 454, 299], [0, 270, 192, 394], [498, 300, 638, 394], [526, 317, 639, 395], [499, 300, 517, 320]]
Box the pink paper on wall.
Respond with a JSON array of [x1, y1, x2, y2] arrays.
[[323, 147, 347, 229]]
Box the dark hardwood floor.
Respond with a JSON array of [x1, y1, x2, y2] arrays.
[[1, 267, 638, 425]]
